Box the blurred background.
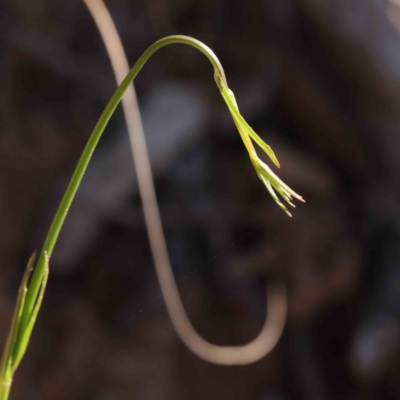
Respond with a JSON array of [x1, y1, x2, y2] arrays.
[[1, 0, 400, 398]]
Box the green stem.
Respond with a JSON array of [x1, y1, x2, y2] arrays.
[[0, 379, 12, 400], [19, 35, 227, 333]]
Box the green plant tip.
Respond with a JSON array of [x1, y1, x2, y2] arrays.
[[215, 73, 304, 215]]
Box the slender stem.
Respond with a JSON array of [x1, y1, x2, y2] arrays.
[[0, 379, 11, 400], [19, 35, 227, 331]]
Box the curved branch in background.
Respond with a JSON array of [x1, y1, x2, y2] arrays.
[[83, 0, 287, 365]]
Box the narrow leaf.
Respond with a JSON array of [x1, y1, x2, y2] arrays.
[[260, 176, 292, 217], [12, 252, 49, 372], [0, 252, 36, 381], [219, 84, 280, 167]]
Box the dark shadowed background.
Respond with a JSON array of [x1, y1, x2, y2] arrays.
[[1, 0, 400, 399]]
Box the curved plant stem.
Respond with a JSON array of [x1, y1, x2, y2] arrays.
[[19, 35, 228, 336], [0, 27, 303, 400], [1, 33, 302, 399]]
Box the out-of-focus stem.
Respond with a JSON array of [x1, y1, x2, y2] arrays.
[[83, 0, 287, 366]]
